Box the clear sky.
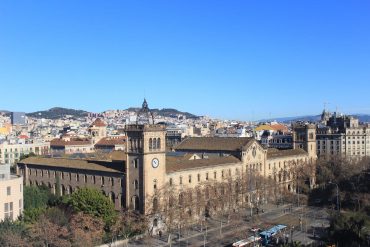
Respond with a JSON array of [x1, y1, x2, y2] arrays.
[[0, 1, 369, 120]]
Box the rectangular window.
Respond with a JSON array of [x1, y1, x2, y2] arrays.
[[188, 175, 192, 183], [19, 199, 22, 215], [206, 173, 209, 180], [4, 202, 13, 220], [7, 186, 11, 196], [179, 176, 183, 185]]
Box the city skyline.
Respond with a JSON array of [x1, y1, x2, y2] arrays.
[[1, 1, 369, 120]]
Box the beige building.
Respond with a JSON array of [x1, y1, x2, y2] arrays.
[[0, 141, 50, 165], [0, 164, 23, 221], [317, 111, 370, 159], [17, 100, 317, 231]]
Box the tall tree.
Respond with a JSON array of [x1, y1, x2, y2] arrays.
[[67, 187, 117, 226]]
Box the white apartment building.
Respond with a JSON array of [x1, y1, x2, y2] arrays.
[[0, 164, 23, 221], [0, 141, 50, 165]]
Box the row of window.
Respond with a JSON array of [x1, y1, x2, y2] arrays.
[[0, 146, 48, 154], [28, 181, 120, 206], [27, 168, 117, 187], [267, 159, 303, 170], [149, 138, 161, 151], [4, 199, 22, 220], [169, 164, 263, 186]]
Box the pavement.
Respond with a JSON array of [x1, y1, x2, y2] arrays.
[[119, 204, 330, 247]]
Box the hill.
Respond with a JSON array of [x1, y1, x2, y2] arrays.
[[126, 107, 199, 119], [27, 107, 88, 119]]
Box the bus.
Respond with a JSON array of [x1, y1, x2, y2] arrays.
[[259, 224, 287, 246], [232, 236, 262, 247]]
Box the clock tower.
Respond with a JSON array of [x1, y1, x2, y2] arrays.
[[125, 100, 166, 214]]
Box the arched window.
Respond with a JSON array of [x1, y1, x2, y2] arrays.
[[153, 198, 158, 212], [169, 178, 173, 186], [149, 138, 153, 151], [132, 196, 140, 211], [153, 179, 157, 190], [134, 180, 139, 190], [169, 196, 174, 207], [205, 187, 209, 199], [111, 192, 116, 203], [179, 193, 184, 206], [235, 182, 239, 194], [157, 138, 161, 150], [152, 138, 157, 149]]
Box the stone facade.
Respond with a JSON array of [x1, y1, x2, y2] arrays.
[[17, 157, 125, 210]]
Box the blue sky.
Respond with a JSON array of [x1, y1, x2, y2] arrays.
[[0, 1, 369, 120]]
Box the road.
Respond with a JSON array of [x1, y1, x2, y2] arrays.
[[127, 204, 330, 247]]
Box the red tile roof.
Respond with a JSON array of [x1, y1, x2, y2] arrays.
[[50, 138, 92, 147], [95, 136, 127, 147]]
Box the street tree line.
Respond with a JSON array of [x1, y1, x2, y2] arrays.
[[146, 163, 315, 245]]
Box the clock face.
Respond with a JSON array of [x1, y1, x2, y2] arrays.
[[152, 158, 159, 168]]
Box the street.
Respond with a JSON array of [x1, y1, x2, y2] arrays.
[[127, 204, 330, 247]]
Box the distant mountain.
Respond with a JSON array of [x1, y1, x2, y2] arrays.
[[126, 107, 199, 119], [259, 114, 370, 123], [26, 106, 199, 120], [27, 107, 88, 119]]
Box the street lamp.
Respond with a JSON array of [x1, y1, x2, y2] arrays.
[[329, 182, 340, 212]]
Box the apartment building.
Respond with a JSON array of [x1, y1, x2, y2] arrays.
[[317, 111, 370, 158], [0, 164, 23, 221], [0, 140, 50, 165]]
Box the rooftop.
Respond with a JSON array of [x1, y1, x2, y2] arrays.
[[89, 118, 107, 127], [175, 137, 253, 152], [267, 148, 307, 159], [95, 136, 126, 146], [166, 154, 241, 173], [50, 138, 92, 147], [19, 156, 124, 173]]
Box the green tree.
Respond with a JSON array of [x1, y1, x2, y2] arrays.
[[23, 185, 50, 210], [67, 187, 117, 226], [328, 211, 369, 246], [19, 152, 36, 161]]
